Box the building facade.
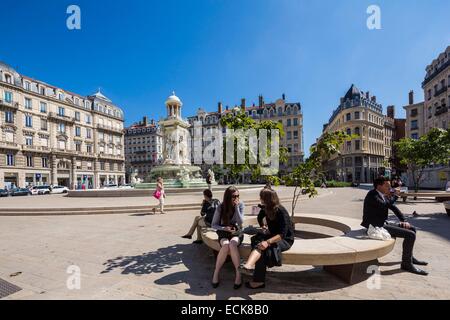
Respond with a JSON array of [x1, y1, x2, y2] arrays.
[[403, 45, 450, 189], [0, 61, 125, 190], [124, 116, 163, 182], [423, 45, 449, 133], [321, 84, 394, 183], [186, 94, 304, 175]]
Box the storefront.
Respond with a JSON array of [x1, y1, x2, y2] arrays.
[[3, 172, 18, 189], [76, 174, 94, 190]]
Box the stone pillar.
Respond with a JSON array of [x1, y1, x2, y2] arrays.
[[51, 154, 58, 186], [71, 156, 77, 190], [0, 172, 4, 189]]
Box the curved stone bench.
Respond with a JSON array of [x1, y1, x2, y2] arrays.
[[202, 213, 396, 283]]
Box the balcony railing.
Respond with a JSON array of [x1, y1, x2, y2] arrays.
[[0, 141, 20, 150], [99, 152, 125, 160], [97, 123, 124, 134], [0, 99, 19, 109], [22, 145, 51, 153], [51, 148, 76, 155], [435, 106, 448, 116], [48, 112, 75, 123], [434, 87, 448, 97]]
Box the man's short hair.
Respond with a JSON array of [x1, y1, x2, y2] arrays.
[[374, 176, 389, 189], [203, 189, 213, 198]]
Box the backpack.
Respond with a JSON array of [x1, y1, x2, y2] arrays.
[[204, 199, 220, 225]]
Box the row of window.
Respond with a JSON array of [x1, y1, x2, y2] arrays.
[[5, 154, 123, 171], [286, 131, 300, 140]]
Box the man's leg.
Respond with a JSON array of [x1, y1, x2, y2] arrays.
[[384, 224, 416, 264], [184, 216, 202, 238], [195, 217, 206, 242], [384, 224, 427, 275]]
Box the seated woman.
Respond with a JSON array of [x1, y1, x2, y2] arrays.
[[182, 189, 220, 244], [241, 188, 295, 289], [211, 186, 245, 289]]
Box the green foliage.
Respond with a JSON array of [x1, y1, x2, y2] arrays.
[[314, 180, 352, 188], [394, 128, 450, 192], [219, 110, 288, 182], [289, 131, 353, 217]]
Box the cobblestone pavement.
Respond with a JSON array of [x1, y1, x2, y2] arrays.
[[0, 186, 449, 300]]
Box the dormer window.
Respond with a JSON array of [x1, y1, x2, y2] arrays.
[[5, 74, 12, 84], [59, 93, 64, 101], [25, 81, 31, 91], [40, 86, 46, 95]]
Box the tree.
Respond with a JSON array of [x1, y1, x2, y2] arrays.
[[289, 131, 354, 217], [394, 128, 450, 192], [220, 109, 288, 183]]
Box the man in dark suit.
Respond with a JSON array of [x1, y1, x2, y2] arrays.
[[362, 176, 428, 275]]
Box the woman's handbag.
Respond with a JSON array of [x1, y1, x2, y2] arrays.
[[153, 190, 161, 200], [264, 245, 282, 268]]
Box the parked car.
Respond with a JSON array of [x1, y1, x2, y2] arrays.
[[445, 201, 450, 217], [0, 189, 9, 197], [31, 185, 51, 195], [50, 186, 69, 194], [10, 188, 31, 196]]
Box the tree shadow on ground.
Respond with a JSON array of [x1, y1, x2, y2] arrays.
[[405, 212, 450, 242], [102, 243, 378, 300]]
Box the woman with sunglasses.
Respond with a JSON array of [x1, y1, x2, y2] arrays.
[[211, 186, 245, 289]]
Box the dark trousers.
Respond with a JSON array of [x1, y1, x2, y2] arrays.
[[383, 223, 417, 264], [253, 239, 291, 283]]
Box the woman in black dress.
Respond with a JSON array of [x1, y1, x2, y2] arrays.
[[241, 188, 294, 289]]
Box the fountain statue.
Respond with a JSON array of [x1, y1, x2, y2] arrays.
[[130, 169, 142, 185], [134, 92, 208, 189]]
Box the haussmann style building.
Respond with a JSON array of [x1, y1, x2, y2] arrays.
[[0, 61, 125, 190]]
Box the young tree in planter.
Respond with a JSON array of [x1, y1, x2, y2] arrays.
[[290, 131, 353, 217], [220, 109, 288, 184], [394, 128, 450, 193]]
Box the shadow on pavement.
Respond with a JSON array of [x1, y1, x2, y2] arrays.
[[407, 212, 450, 242], [102, 243, 377, 300]]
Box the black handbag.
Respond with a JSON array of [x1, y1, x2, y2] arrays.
[[264, 245, 282, 268]]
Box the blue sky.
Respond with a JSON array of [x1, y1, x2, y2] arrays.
[[1, 0, 449, 156]]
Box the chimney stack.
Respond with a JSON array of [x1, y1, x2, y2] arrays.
[[226, 105, 229, 111], [258, 95, 264, 108], [241, 98, 246, 111], [409, 90, 414, 105], [387, 105, 395, 119], [366, 91, 370, 99], [282, 93, 286, 100], [143, 116, 148, 126], [371, 96, 377, 102], [218, 102, 223, 114]]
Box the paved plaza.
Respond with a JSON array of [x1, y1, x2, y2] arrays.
[[0, 186, 449, 300]]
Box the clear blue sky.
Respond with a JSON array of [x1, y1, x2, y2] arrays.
[[1, 0, 449, 156]]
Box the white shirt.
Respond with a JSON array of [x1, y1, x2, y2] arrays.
[[376, 190, 387, 203]]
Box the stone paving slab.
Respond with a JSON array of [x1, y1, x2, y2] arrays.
[[0, 186, 449, 300]]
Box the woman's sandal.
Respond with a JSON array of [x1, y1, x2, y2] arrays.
[[238, 265, 254, 275]]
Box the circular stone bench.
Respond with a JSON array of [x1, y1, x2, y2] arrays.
[[202, 213, 396, 283]]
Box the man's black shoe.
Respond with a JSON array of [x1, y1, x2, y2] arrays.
[[412, 257, 428, 266], [401, 263, 428, 276]]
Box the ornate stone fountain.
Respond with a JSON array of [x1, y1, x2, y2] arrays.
[[134, 92, 208, 189]]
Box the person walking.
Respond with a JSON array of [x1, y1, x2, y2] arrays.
[[152, 177, 166, 214]]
